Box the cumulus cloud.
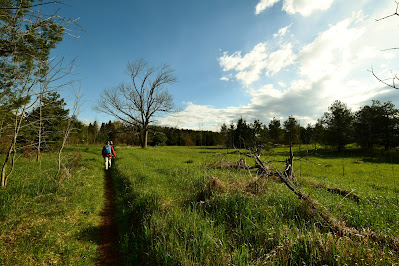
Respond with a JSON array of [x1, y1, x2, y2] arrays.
[[282, 0, 334, 16], [219, 42, 295, 86], [255, 0, 281, 15], [156, 102, 248, 131], [255, 0, 335, 16], [298, 16, 365, 81], [159, 4, 399, 131]]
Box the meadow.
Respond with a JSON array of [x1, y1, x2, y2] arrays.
[[110, 145, 399, 265], [0, 144, 398, 265], [0, 145, 105, 265]]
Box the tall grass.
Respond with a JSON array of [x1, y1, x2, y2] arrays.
[[110, 145, 399, 265], [0, 145, 105, 265]]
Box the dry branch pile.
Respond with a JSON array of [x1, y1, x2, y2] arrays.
[[207, 147, 399, 251]]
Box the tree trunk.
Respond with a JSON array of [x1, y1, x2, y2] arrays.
[[140, 125, 149, 148], [144, 130, 148, 148], [1, 159, 8, 187], [37, 92, 42, 162], [1, 115, 22, 187]]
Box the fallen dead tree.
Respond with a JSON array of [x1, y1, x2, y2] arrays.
[[210, 146, 399, 250], [306, 180, 361, 202]]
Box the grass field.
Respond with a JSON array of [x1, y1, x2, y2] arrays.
[[0, 145, 105, 265], [110, 145, 399, 265], [1, 144, 398, 265]]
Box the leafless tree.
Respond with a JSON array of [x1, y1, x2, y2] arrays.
[[95, 58, 178, 148], [56, 86, 81, 183], [370, 1, 399, 89]]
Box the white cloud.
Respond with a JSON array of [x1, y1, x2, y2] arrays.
[[282, 0, 334, 16], [266, 43, 296, 76], [278, 81, 287, 87], [255, 0, 335, 16], [157, 102, 248, 131], [255, 0, 281, 15], [219, 42, 295, 86], [273, 24, 292, 38], [298, 16, 365, 81]]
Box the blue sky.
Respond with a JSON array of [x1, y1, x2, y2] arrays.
[[54, 0, 399, 131]]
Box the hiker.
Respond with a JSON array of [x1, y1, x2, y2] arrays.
[[102, 141, 116, 170]]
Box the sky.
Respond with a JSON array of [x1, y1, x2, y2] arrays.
[[53, 0, 399, 131]]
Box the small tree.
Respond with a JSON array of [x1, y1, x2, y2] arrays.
[[96, 59, 177, 148], [283, 116, 300, 145], [269, 117, 283, 144], [322, 100, 353, 152]]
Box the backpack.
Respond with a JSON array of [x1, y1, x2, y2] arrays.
[[104, 145, 112, 155]]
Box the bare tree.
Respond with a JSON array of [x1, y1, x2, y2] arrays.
[[370, 1, 399, 89], [96, 58, 177, 148], [56, 86, 81, 183]]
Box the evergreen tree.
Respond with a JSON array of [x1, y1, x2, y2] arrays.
[[322, 100, 353, 152], [23, 92, 69, 149], [269, 118, 283, 144], [283, 116, 300, 145], [354, 100, 399, 149], [234, 117, 251, 148]]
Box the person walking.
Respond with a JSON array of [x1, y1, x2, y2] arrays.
[[102, 141, 116, 170]]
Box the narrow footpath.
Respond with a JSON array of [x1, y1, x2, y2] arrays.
[[97, 169, 120, 265]]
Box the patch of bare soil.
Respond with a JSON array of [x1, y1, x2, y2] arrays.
[[97, 170, 120, 266]]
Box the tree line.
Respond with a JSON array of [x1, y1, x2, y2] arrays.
[[69, 121, 223, 147], [2, 97, 398, 157], [220, 100, 399, 151]]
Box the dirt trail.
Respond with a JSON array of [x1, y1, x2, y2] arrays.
[[97, 169, 120, 265]]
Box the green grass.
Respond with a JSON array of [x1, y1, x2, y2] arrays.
[[1, 144, 398, 265], [0, 145, 105, 265], [110, 145, 399, 265]]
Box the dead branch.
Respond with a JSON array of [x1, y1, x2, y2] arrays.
[[210, 146, 399, 250], [369, 67, 399, 90], [375, 1, 399, 21]]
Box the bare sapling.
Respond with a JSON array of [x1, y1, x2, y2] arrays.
[[1, 67, 40, 187], [56, 87, 81, 184]]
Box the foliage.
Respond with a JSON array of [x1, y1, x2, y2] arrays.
[[22, 91, 69, 149], [354, 100, 399, 150], [269, 117, 284, 144], [321, 100, 354, 152], [0, 0, 65, 114], [221, 99, 399, 152], [283, 115, 300, 145], [0, 0, 77, 187]]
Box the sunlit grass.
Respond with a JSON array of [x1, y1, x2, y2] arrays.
[[111, 145, 399, 265], [0, 145, 105, 265]]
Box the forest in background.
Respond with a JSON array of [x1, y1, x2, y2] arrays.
[[2, 94, 399, 153]]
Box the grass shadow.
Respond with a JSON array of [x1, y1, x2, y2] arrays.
[[76, 226, 100, 244], [110, 166, 159, 265]]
